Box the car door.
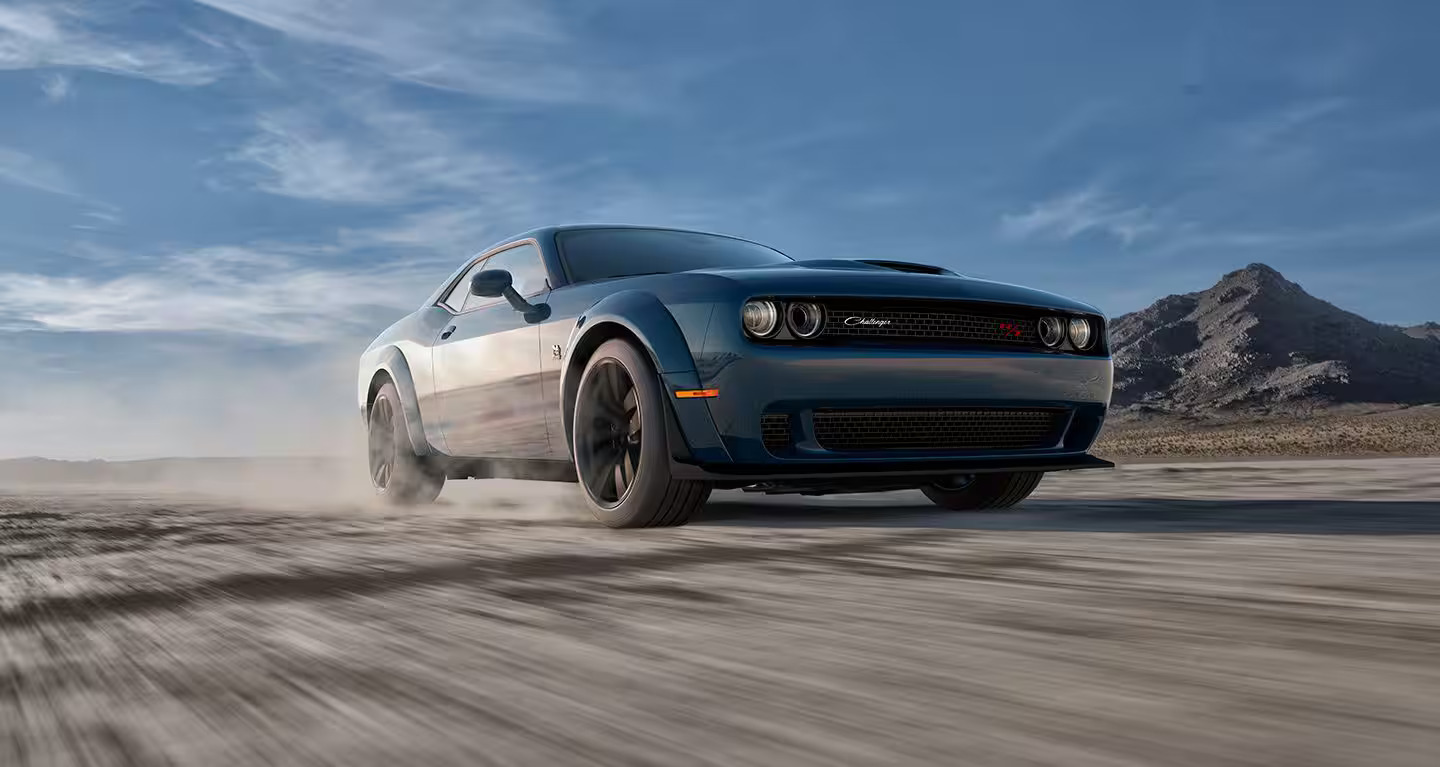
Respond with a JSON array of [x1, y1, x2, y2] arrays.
[[432, 243, 551, 458], [537, 280, 612, 460]]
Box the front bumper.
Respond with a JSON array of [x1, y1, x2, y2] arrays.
[[688, 343, 1112, 465]]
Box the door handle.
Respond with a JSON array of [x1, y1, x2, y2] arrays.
[[440, 325, 456, 340]]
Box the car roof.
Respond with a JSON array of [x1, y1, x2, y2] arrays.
[[422, 224, 790, 309], [496, 223, 784, 255]]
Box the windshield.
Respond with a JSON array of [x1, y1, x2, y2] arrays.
[[557, 228, 792, 283]]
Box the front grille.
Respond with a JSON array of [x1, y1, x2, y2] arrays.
[[761, 413, 791, 453], [822, 302, 1040, 345], [812, 408, 1065, 452]]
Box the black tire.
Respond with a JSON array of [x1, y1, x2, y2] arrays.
[[921, 472, 1043, 511], [368, 381, 444, 505], [573, 339, 712, 528]]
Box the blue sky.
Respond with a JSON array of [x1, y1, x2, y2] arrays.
[[2, 0, 1439, 458]]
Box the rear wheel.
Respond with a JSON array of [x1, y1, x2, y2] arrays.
[[368, 381, 444, 505], [573, 339, 711, 528], [921, 472, 1043, 511]]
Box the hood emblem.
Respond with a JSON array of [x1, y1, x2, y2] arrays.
[[844, 316, 892, 327]]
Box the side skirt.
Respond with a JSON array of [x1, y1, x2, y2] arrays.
[[440, 456, 578, 483]]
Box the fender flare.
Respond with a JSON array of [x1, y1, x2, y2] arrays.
[[559, 290, 723, 457], [566, 290, 700, 373], [370, 346, 433, 457]]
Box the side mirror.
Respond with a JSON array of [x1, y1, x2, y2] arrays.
[[471, 269, 513, 297]]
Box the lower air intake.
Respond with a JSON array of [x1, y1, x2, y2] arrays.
[[761, 413, 791, 453], [812, 408, 1065, 452]]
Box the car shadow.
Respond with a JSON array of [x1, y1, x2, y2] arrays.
[[694, 495, 1440, 534]]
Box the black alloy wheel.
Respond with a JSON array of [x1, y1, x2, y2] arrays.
[[921, 471, 1043, 511], [572, 339, 711, 528], [577, 358, 643, 507], [368, 381, 445, 505]]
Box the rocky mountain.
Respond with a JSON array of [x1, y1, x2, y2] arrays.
[[1402, 322, 1440, 343], [1109, 264, 1440, 411]]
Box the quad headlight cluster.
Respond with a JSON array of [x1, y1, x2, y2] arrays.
[[744, 298, 1100, 351], [742, 299, 825, 339], [1037, 315, 1096, 350]]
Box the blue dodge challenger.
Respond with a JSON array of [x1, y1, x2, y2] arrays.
[[358, 225, 1114, 527]]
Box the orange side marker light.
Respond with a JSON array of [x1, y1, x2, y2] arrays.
[[674, 389, 719, 398]]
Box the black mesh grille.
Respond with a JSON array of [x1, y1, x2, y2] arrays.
[[812, 408, 1065, 451], [822, 302, 1040, 345], [761, 413, 791, 453]]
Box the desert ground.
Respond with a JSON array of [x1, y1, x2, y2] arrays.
[[3, 457, 1439, 766], [1095, 403, 1440, 459]]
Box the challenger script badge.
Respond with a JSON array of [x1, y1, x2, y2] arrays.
[[844, 317, 892, 327]]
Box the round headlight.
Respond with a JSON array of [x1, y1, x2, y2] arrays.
[[1067, 317, 1094, 350], [786, 301, 825, 339], [742, 299, 781, 338], [1037, 316, 1065, 347]]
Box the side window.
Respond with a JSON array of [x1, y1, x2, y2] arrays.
[[461, 243, 549, 312], [441, 259, 489, 311]]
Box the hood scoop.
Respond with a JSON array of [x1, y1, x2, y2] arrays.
[[856, 259, 960, 276], [784, 258, 961, 276]]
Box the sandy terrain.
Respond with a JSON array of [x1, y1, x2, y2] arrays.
[[3, 458, 1439, 766], [1095, 404, 1440, 459]]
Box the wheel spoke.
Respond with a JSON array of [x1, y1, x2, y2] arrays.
[[622, 446, 637, 486], [369, 398, 397, 491], [613, 461, 627, 498], [602, 363, 622, 404], [607, 367, 631, 419], [583, 452, 612, 497], [602, 453, 620, 498], [595, 397, 626, 423]]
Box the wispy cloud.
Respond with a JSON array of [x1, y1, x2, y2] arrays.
[[0, 2, 226, 84], [232, 113, 401, 204], [342, 206, 504, 257], [0, 247, 437, 343], [69, 207, 124, 231], [1227, 98, 1348, 151], [0, 146, 74, 196], [1000, 185, 1160, 246], [1155, 208, 1440, 257], [230, 97, 544, 206], [1027, 99, 1116, 164], [194, 0, 620, 103], [39, 71, 71, 102]]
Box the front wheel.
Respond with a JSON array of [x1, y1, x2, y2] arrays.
[[573, 339, 711, 528], [368, 381, 444, 505], [921, 472, 1043, 511]]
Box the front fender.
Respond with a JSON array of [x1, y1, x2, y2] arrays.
[[560, 290, 731, 463], [565, 290, 702, 375], [369, 346, 433, 457]]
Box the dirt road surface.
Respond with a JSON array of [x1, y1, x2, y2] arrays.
[[3, 458, 1439, 766]]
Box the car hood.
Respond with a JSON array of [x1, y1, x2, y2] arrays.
[[693, 260, 1103, 315]]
